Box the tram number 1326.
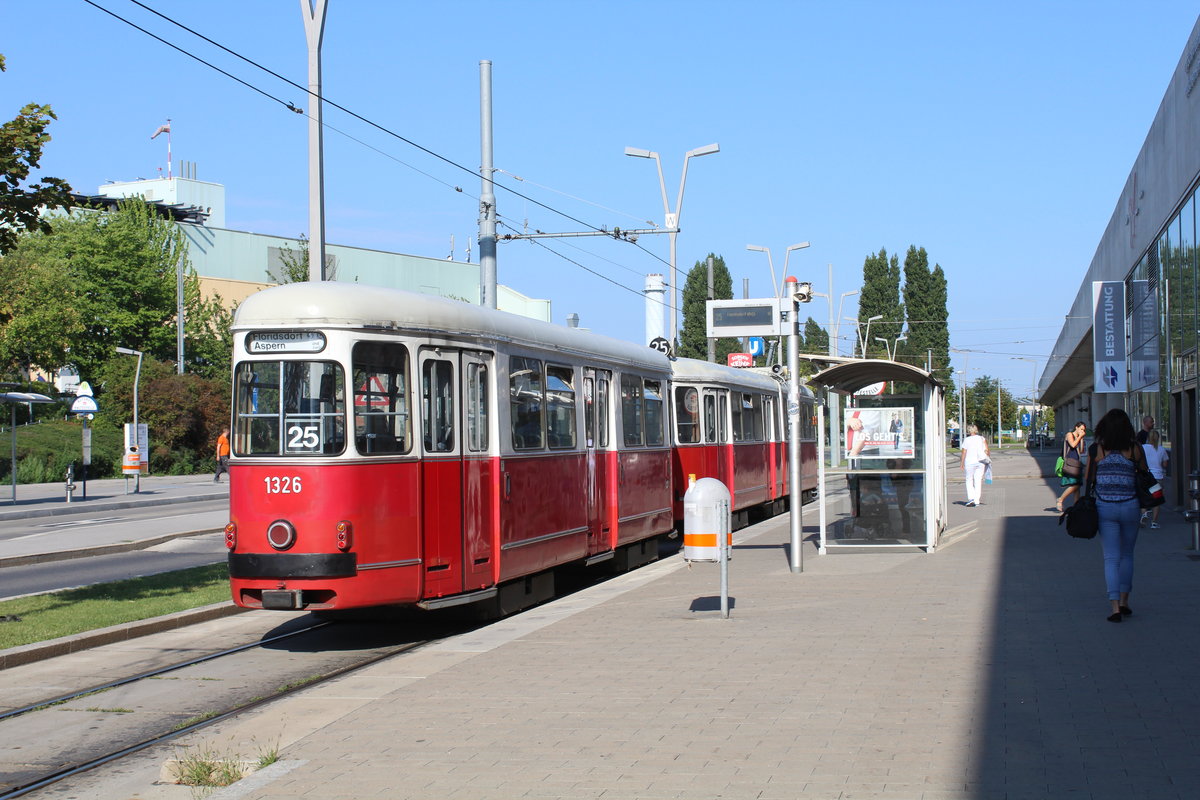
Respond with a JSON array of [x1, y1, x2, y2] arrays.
[[264, 476, 302, 494]]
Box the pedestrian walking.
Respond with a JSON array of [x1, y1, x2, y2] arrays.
[[1140, 429, 1169, 529], [214, 427, 230, 483], [1056, 421, 1088, 512], [1084, 409, 1147, 623], [1136, 415, 1155, 445], [960, 423, 990, 507]]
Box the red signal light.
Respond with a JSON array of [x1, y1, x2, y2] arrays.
[[335, 520, 353, 551]]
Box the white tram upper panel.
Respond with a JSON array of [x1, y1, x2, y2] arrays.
[[233, 282, 670, 372], [670, 356, 812, 399]]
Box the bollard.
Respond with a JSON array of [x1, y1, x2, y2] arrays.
[[64, 464, 75, 503], [683, 475, 733, 618]]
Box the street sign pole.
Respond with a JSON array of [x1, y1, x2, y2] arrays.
[[785, 279, 803, 573]]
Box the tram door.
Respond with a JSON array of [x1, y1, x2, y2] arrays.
[[584, 369, 614, 554], [418, 349, 495, 598], [703, 388, 732, 487]]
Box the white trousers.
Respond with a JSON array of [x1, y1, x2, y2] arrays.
[[964, 462, 985, 504]]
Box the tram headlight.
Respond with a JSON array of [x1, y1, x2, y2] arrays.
[[224, 522, 237, 550], [266, 519, 297, 551], [335, 520, 353, 551]]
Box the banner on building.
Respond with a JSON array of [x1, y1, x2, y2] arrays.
[[1092, 281, 1127, 393], [1129, 280, 1160, 391]]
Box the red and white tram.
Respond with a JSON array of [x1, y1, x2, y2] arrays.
[[225, 283, 815, 614], [669, 358, 818, 527]]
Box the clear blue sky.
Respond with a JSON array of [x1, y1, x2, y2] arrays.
[[4, 1, 1199, 394]]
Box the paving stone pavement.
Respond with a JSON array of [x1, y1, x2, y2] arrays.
[[55, 450, 1200, 800]]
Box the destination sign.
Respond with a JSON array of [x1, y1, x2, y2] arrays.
[[246, 330, 327, 354], [706, 298, 787, 338]]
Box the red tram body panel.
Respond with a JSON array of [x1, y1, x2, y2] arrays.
[[226, 283, 818, 614]]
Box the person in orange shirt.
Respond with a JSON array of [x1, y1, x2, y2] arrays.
[[214, 428, 230, 483]]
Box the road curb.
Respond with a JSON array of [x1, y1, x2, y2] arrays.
[[0, 492, 224, 523], [0, 528, 222, 569], [0, 601, 248, 671]]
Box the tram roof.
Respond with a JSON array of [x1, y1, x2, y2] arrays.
[[670, 357, 809, 396], [233, 282, 671, 372]]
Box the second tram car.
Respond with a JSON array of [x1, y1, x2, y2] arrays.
[[225, 283, 817, 614]]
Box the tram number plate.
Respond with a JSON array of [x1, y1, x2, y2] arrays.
[[264, 476, 302, 495]]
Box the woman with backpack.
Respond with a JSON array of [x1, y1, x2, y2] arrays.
[[1084, 409, 1148, 623]]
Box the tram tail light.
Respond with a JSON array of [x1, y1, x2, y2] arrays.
[[224, 522, 237, 550], [335, 520, 353, 551]]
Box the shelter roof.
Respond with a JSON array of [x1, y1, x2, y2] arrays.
[[808, 359, 941, 395]]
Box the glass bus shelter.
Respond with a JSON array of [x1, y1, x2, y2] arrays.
[[809, 361, 947, 553]]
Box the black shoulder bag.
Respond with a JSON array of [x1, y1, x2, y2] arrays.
[[1060, 465, 1098, 539], [1134, 450, 1165, 509]]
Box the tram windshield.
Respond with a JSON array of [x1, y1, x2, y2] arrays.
[[234, 361, 346, 456]]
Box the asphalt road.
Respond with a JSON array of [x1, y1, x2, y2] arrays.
[[0, 500, 227, 600]]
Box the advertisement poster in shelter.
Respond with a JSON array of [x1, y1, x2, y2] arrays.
[[844, 407, 915, 459]]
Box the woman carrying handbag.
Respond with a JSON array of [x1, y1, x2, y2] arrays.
[[1084, 409, 1147, 623], [1056, 421, 1087, 512]]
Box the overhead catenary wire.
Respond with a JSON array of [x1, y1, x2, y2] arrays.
[[104, 0, 645, 243], [85, 0, 681, 292]]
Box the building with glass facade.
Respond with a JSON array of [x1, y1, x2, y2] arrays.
[[1042, 15, 1200, 501]]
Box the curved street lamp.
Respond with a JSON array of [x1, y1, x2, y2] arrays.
[[116, 347, 144, 493], [625, 143, 720, 344]]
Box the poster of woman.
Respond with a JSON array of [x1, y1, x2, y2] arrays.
[[844, 407, 916, 459]]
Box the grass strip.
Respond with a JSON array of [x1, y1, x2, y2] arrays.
[[0, 563, 230, 650]]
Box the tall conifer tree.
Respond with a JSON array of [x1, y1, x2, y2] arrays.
[[857, 248, 904, 358], [679, 253, 739, 361]]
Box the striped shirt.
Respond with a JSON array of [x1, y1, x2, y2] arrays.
[[1094, 451, 1136, 502]]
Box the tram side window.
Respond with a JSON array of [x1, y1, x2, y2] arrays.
[[352, 342, 411, 455], [644, 379, 664, 446], [597, 374, 610, 448], [510, 356, 544, 450], [422, 360, 455, 452], [731, 392, 744, 442], [621, 374, 643, 446], [234, 361, 346, 456], [675, 386, 700, 444], [703, 393, 717, 443], [744, 393, 763, 441], [467, 362, 489, 452], [546, 365, 577, 449]]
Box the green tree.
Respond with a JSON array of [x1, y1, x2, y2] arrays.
[[0, 247, 84, 380], [803, 316, 828, 355], [964, 375, 1018, 438], [92, 356, 230, 475], [266, 233, 336, 284], [857, 248, 904, 358], [0, 198, 231, 380], [901, 245, 950, 383], [0, 54, 74, 254], [679, 253, 739, 361]]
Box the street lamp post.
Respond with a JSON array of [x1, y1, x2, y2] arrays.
[[625, 143, 720, 345], [116, 346, 143, 493], [1012, 357, 1040, 449], [812, 267, 858, 470], [746, 242, 810, 301], [874, 334, 907, 362], [746, 242, 810, 368]]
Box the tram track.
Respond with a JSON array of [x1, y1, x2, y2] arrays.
[[0, 614, 456, 800]]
